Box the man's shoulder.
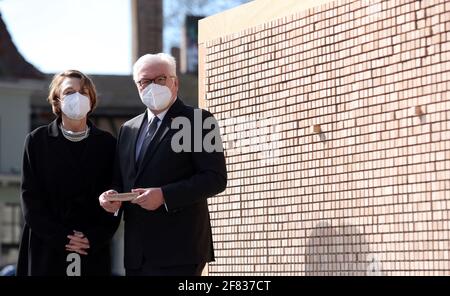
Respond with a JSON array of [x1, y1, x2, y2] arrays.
[[123, 112, 145, 128]]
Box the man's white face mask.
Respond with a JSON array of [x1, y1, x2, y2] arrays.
[[140, 83, 173, 111], [60, 92, 91, 120]]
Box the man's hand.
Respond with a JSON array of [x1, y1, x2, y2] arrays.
[[66, 231, 90, 256], [131, 188, 165, 211], [99, 189, 122, 213]]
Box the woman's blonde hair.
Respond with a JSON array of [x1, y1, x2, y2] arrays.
[[47, 70, 97, 116]]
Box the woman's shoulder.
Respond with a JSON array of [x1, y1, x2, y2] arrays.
[[27, 125, 50, 141], [91, 126, 117, 144], [23, 124, 52, 152]]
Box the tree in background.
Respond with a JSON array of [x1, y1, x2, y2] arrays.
[[164, 0, 251, 52]]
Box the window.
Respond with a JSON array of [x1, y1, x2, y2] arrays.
[[1, 202, 23, 251]]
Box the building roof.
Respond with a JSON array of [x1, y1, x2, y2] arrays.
[[0, 13, 45, 80]]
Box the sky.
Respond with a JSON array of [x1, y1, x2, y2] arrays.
[[0, 0, 248, 75], [0, 0, 132, 75]]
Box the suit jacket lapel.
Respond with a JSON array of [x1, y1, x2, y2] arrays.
[[135, 99, 184, 180], [130, 112, 147, 174]]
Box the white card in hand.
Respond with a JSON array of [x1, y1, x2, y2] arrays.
[[105, 192, 139, 202]]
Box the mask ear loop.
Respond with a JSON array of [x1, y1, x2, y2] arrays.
[[168, 76, 176, 88], [57, 97, 63, 111], [165, 77, 176, 101], [57, 93, 71, 107]]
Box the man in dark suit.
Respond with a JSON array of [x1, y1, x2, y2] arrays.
[[99, 53, 227, 276]]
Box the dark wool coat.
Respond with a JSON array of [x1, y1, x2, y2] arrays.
[[16, 118, 121, 276]]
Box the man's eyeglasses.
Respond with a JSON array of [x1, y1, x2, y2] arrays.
[[135, 75, 174, 88]]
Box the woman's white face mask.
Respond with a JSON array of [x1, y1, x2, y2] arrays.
[[140, 83, 173, 111], [60, 92, 91, 120]]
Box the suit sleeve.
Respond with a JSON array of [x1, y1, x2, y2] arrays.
[[161, 110, 227, 210], [111, 126, 124, 193], [84, 216, 121, 253], [20, 134, 70, 249]]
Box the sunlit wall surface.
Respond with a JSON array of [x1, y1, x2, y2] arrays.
[[199, 0, 450, 275]]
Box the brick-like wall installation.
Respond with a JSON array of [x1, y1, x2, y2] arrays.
[[199, 0, 450, 275]]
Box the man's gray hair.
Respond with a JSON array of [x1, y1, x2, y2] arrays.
[[133, 53, 177, 80]]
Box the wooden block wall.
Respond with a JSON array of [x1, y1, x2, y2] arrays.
[[200, 0, 450, 275]]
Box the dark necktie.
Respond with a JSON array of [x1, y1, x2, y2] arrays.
[[136, 116, 160, 169]]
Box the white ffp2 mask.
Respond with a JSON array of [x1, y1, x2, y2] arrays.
[[140, 83, 173, 111], [60, 92, 91, 120]]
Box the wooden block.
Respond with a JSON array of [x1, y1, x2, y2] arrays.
[[313, 124, 322, 133]]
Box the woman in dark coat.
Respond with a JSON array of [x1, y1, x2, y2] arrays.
[[16, 70, 120, 276]]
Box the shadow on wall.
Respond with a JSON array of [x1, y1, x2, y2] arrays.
[[305, 221, 384, 276]]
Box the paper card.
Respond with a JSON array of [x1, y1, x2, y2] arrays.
[[105, 192, 139, 202]]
